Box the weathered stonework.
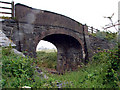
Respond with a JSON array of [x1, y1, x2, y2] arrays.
[[1, 3, 114, 74]]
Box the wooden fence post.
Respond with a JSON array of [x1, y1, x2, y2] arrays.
[[0, 1, 15, 19], [11, 1, 14, 18], [91, 27, 93, 33]]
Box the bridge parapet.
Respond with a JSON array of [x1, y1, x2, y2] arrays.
[[15, 3, 84, 34]]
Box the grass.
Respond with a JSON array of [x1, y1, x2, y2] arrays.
[[49, 63, 109, 88], [36, 48, 120, 88], [1, 46, 120, 88], [36, 51, 57, 69], [37, 49, 57, 53]]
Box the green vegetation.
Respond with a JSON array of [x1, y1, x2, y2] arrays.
[[1, 47, 58, 88], [0, 16, 12, 19], [36, 51, 57, 69], [2, 47, 35, 88], [49, 46, 120, 88], [0, 16, 16, 20], [1, 44, 120, 88], [90, 31, 117, 43], [37, 49, 57, 53]]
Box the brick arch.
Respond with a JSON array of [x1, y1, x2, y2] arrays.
[[38, 30, 84, 51], [34, 29, 85, 73], [14, 3, 87, 74]]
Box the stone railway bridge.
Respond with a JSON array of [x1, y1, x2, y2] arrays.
[[1, 4, 114, 73]]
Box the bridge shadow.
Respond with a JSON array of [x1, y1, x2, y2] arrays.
[[38, 34, 83, 74]]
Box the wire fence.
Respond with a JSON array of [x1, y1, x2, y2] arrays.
[[0, 1, 14, 18], [87, 26, 100, 33], [86, 21, 119, 34], [83, 24, 100, 34]]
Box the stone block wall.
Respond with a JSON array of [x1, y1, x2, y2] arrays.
[[1, 3, 115, 74]]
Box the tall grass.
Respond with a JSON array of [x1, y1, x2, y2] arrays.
[[49, 47, 120, 88], [1, 46, 120, 88], [36, 51, 57, 69]]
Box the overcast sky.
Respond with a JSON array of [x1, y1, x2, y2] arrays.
[[0, 0, 119, 50]]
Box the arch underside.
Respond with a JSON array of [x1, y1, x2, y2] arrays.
[[41, 34, 83, 74], [15, 24, 85, 74], [13, 23, 85, 74]]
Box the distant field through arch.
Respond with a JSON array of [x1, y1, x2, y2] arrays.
[[36, 40, 57, 52]]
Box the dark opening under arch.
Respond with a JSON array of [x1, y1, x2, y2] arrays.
[[41, 34, 83, 74]]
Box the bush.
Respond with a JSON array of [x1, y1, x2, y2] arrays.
[[92, 46, 120, 87], [104, 48, 120, 87], [2, 47, 35, 88], [91, 31, 117, 43]]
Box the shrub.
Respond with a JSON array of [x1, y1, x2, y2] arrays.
[[2, 47, 35, 88], [91, 31, 117, 43], [92, 46, 120, 87], [104, 47, 120, 87]]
